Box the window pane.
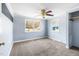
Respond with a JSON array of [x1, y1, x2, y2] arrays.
[[25, 20, 41, 32]]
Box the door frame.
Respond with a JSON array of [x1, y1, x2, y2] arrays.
[[66, 6, 79, 48]]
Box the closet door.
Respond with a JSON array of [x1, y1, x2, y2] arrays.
[[72, 19, 79, 47]]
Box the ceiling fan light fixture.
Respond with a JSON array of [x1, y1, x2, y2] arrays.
[[41, 9, 46, 16], [41, 9, 53, 17]]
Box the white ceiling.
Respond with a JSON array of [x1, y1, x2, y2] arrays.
[[10, 3, 79, 18]]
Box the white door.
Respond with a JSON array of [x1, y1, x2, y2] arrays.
[[0, 14, 13, 56], [72, 19, 79, 47]]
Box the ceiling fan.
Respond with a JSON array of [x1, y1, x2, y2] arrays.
[[41, 9, 54, 18]]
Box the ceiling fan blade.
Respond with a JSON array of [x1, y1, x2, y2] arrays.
[[46, 14, 53, 16], [46, 10, 52, 13]]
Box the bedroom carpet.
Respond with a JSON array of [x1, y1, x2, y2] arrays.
[[10, 38, 79, 56]]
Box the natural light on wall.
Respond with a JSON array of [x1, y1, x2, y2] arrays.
[[25, 19, 41, 32]]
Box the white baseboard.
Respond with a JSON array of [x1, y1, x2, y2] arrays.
[[14, 36, 45, 43], [66, 45, 70, 49], [14, 36, 65, 44], [48, 36, 66, 44]]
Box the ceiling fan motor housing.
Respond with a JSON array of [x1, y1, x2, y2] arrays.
[[41, 9, 46, 16], [41, 9, 53, 17]]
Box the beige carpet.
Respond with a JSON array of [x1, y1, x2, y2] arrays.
[[10, 38, 79, 56]]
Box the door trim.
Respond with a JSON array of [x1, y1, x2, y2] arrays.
[[66, 6, 79, 48]]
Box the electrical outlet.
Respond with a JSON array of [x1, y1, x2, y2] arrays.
[[0, 42, 5, 46]]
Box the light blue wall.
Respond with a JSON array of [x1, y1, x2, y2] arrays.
[[48, 14, 67, 44], [13, 14, 46, 41], [13, 13, 67, 44]]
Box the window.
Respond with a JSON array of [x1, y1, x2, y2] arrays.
[[25, 20, 41, 32]]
